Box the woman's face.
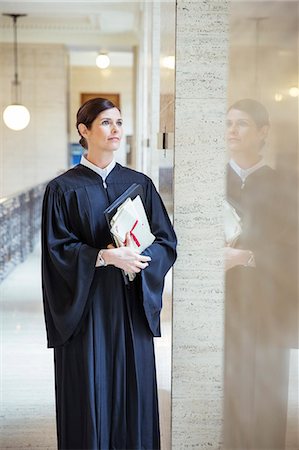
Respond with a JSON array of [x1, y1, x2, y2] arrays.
[[226, 108, 268, 155], [79, 107, 123, 153]]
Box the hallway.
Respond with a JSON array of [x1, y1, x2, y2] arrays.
[[0, 244, 172, 449], [0, 245, 56, 449]]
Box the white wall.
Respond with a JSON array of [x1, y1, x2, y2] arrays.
[[0, 43, 68, 198]]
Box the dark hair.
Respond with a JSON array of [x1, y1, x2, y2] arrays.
[[76, 97, 120, 149], [228, 98, 270, 128]]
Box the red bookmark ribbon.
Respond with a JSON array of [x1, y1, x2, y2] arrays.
[[124, 220, 140, 247]]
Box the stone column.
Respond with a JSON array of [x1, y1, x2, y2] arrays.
[[172, 1, 228, 448]]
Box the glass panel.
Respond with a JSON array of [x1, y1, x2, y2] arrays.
[[0, 3, 175, 449], [224, 2, 299, 449]]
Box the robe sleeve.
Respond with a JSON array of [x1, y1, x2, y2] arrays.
[[140, 179, 177, 337], [41, 183, 99, 348]]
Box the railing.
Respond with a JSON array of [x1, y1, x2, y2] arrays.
[[0, 182, 47, 283]]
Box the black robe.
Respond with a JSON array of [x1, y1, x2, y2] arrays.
[[41, 163, 177, 450], [224, 163, 297, 449]]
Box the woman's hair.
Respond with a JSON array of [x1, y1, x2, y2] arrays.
[[76, 97, 120, 149], [228, 98, 270, 128]]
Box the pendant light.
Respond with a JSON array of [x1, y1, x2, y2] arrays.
[[96, 52, 110, 69], [2, 14, 30, 131]]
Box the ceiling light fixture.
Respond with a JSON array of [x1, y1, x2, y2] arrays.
[[2, 13, 30, 131], [274, 93, 283, 102], [289, 87, 299, 98], [96, 52, 110, 69]]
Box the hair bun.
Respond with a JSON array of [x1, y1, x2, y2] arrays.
[[79, 136, 88, 149]]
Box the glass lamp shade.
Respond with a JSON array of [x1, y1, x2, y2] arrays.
[[3, 104, 30, 130], [96, 53, 110, 69]]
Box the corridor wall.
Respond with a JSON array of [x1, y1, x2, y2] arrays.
[[0, 43, 68, 198]]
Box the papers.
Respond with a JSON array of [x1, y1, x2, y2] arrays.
[[109, 194, 155, 281], [224, 200, 242, 246], [110, 195, 155, 252]]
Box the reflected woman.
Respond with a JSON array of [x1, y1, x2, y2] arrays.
[[223, 99, 291, 449]]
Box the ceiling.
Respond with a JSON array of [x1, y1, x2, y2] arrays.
[[1, 1, 297, 49], [0, 1, 142, 53], [1, 1, 297, 63], [229, 1, 298, 49]]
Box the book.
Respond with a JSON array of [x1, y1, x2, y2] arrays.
[[224, 199, 242, 247], [110, 196, 155, 253], [104, 183, 144, 226], [104, 184, 155, 281]]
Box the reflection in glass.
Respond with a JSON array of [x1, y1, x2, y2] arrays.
[[224, 3, 298, 449]]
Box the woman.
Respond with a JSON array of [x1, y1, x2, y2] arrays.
[[41, 97, 177, 450], [223, 99, 292, 449]]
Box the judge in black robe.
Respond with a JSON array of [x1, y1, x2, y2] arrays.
[[223, 99, 297, 449], [41, 98, 177, 450]]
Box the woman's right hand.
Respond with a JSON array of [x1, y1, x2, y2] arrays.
[[102, 233, 151, 273], [224, 246, 255, 271]]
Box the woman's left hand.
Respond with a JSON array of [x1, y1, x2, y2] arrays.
[[103, 233, 151, 274]]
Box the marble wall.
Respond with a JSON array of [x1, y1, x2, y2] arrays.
[[172, 1, 228, 448]]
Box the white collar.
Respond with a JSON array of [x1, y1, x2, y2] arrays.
[[229, 158, 266, 183], [80, 154, 116, 181]]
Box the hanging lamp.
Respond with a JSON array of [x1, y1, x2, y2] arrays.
[[2, 14, 30, 131], [96, 52, 110, 69]]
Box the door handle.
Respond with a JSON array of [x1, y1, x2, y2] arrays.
[[157, 132, 174, 150]]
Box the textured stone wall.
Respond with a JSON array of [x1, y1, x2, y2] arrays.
[[172, 1, 228, 448]]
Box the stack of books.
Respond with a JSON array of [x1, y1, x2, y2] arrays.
[[110, 195, 155, 253], [105, 184, 155, 281]]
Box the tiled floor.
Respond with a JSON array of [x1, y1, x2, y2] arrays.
[[2, 246, 297, 450], [0, 245, 172, 450], [0, 246, 57, 449]]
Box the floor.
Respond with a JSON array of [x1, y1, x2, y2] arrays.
[[0, 244, 172, 450], [1, 245, 298, 450]]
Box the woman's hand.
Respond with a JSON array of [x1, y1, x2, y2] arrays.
[[224, 246, 255, 271], [102, 233, 151, 273]]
